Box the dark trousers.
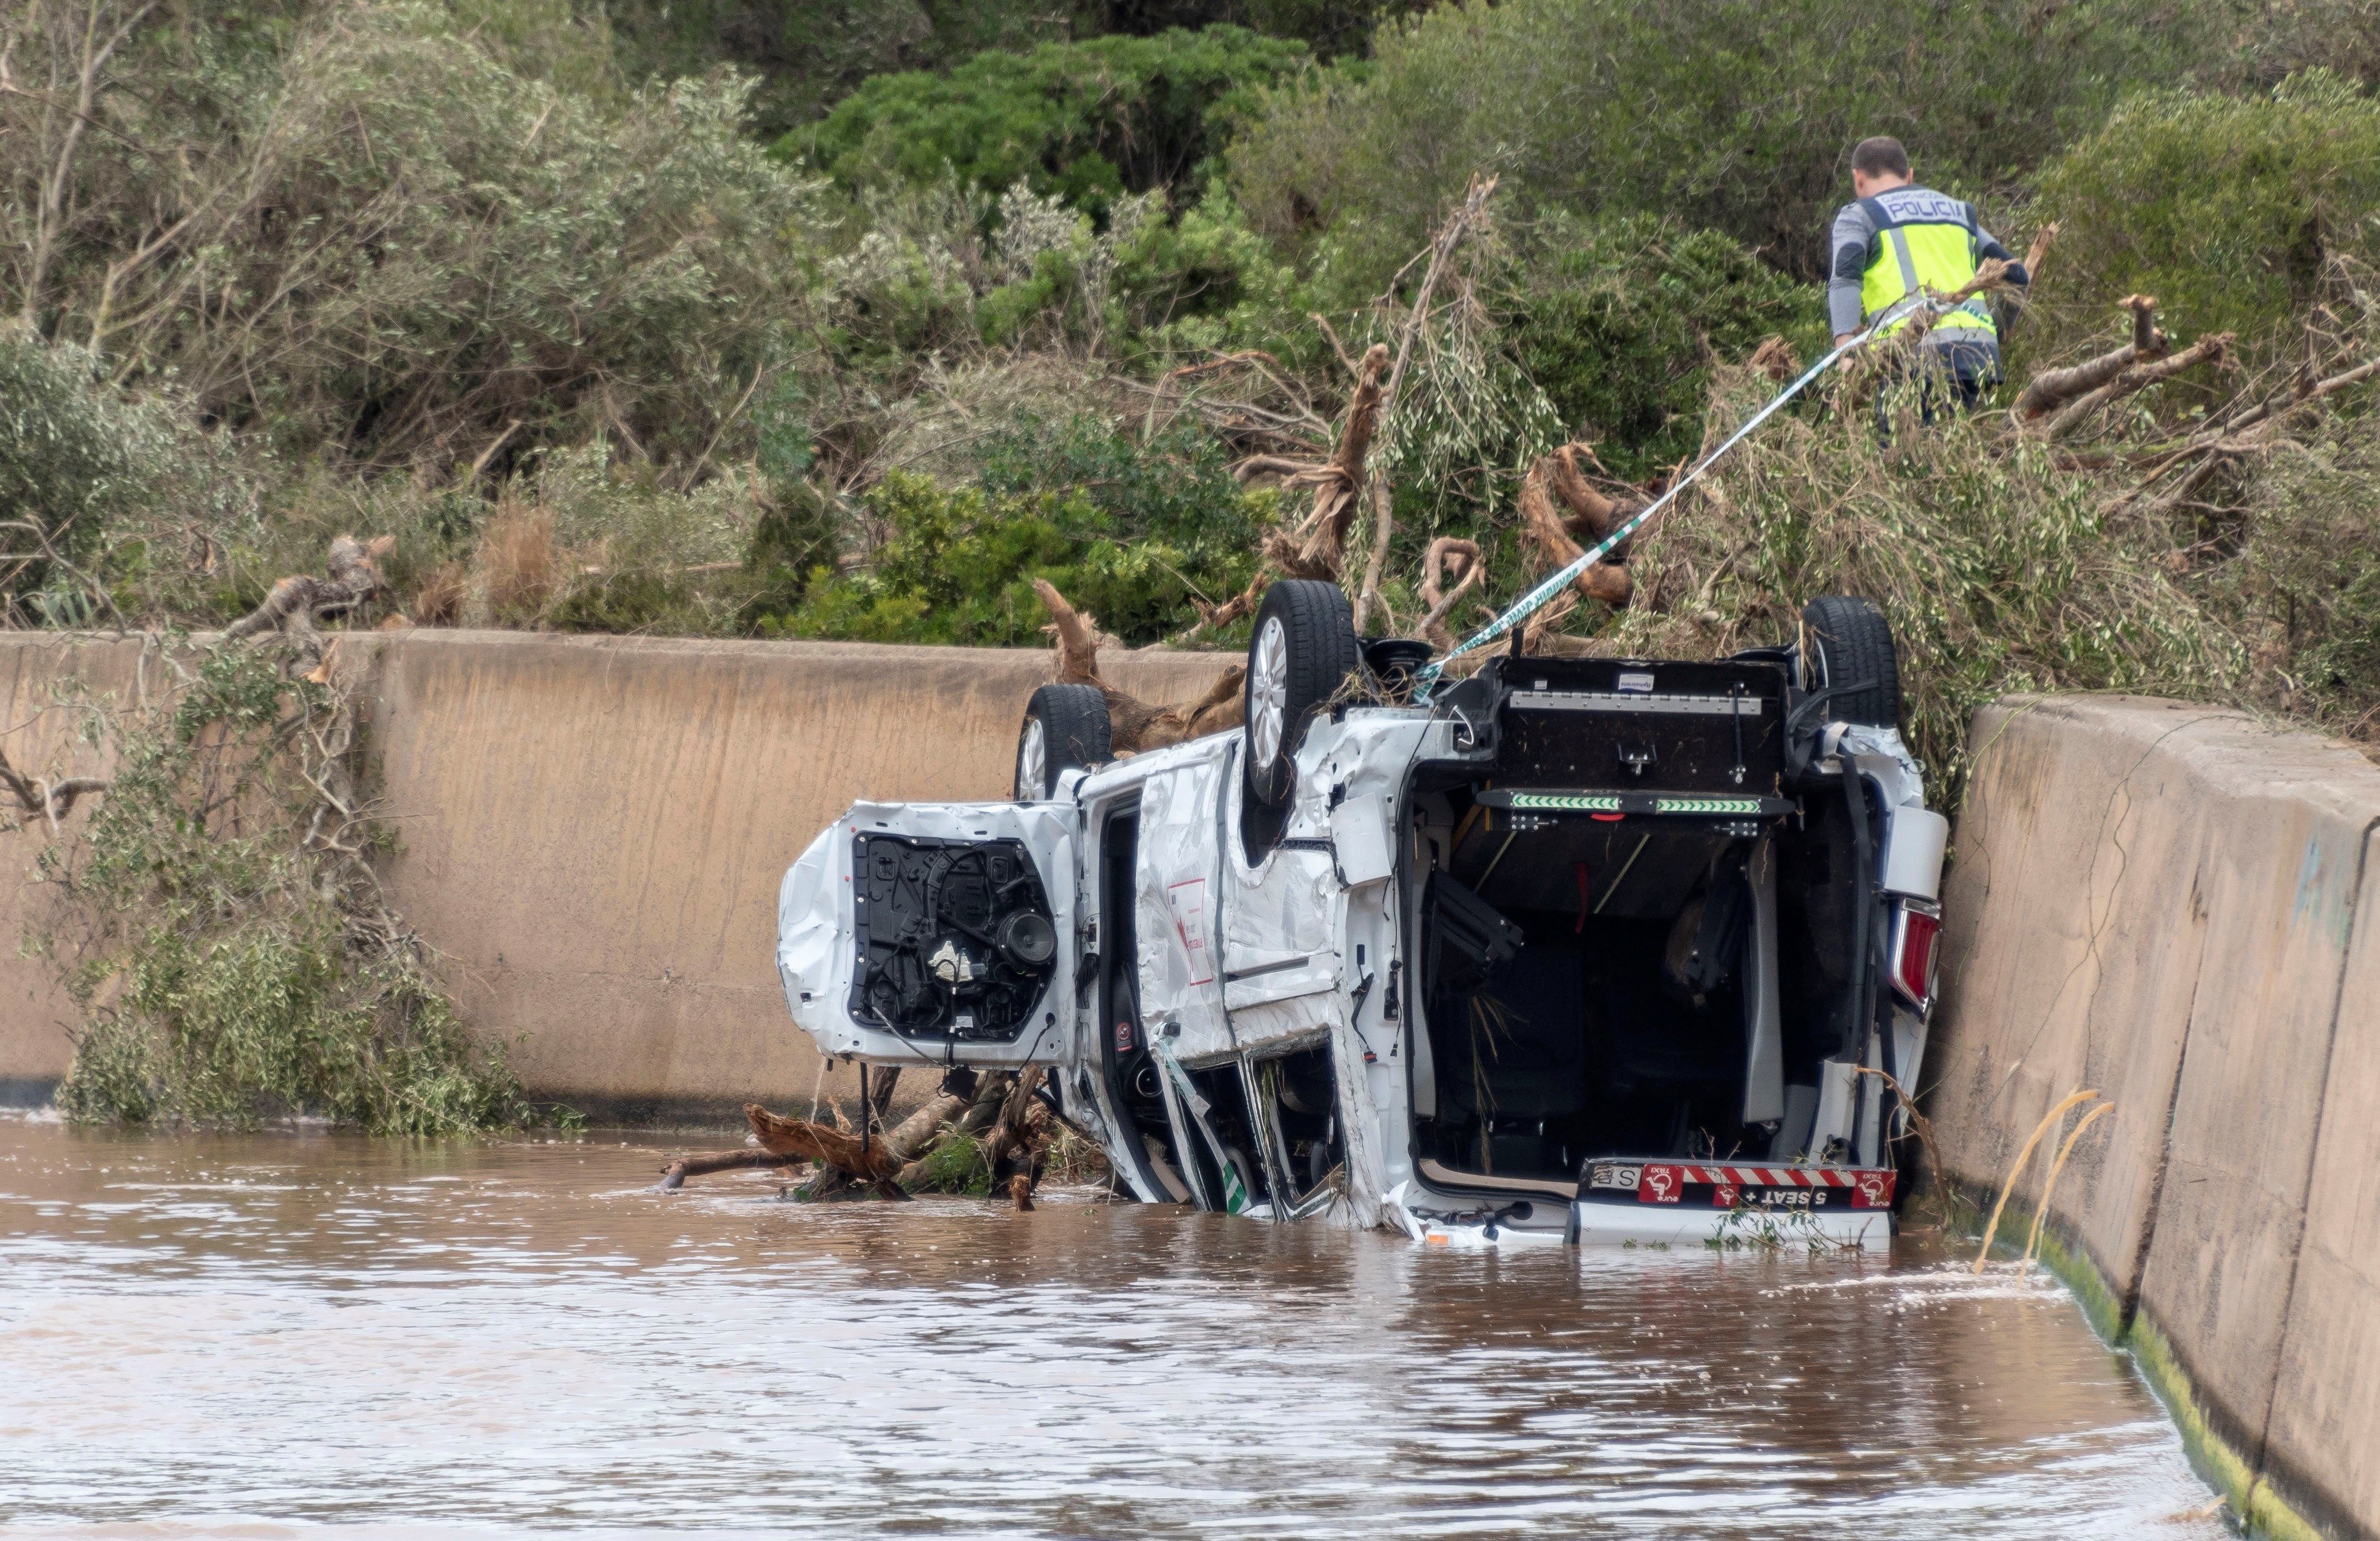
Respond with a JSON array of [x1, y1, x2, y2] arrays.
[[1875, 338, 2001, 434]]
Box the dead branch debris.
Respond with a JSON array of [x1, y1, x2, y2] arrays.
[[660, 1068, 1074, 1209], [1188, 340, 1394, 641], [1415, 537, 1481, 650], [1021, 180, 1514, 752], [1517, 442, 1638, 612], [227, 534, 393, 674], [1036, 578, 1245, 753], [0, 745, 108, 835]]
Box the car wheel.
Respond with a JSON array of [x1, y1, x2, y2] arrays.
[[1242, 580, 1360, 810], [1016, 683, 1111, 799], [1801, 595, 1902, 729]]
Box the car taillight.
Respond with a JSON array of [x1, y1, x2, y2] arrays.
[[1890, 903, 1941, 1010]]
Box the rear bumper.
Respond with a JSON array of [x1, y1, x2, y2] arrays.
[[1570, 1201, 1891, 1251], [1392, 1160, 1900, 1249]]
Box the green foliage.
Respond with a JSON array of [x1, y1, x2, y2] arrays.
[[48, 644, 533, 1133], [771, 419, 1270, 644], [2203, 411, 2380, 732], [5, 0, 824, 475], [903, 1128, 992, 1195], [1228, 0, 2226, 285], [602, 0, 1112, 137], [1502, 214, 1827, 479], [0, 331, 252, 623], [2029, 73, 2380, 363], [793, 26, 1311, 213]]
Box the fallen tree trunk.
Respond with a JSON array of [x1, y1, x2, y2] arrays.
[[227, 534, 394, 676], [655, 1148, 804, 1191], [2014, 295, 2167, 420], [746, 1101, 913, 1200], [2041, 331, 2231, 440]]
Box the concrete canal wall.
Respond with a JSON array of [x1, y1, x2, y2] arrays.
[[0, 630, 1233, 1122], [1927, 695, 2380, 1541]]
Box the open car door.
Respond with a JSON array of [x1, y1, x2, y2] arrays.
[[778, 800, 1078, 1067]]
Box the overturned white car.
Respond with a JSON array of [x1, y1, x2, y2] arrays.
[[778, 581, 1947, 1246]]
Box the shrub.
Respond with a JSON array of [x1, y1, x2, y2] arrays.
[[2203, 411, 2380, 735], [1502, 214, 1827, 480], [3, 0, 825, 476], [793, 26, 1311, 214], [773, 420, 1271, 645], [1227, 0, 2224, 285], [2028, 72, 2380, 365], [0, 329, 252, 623], [48, 643, 538, 1133]]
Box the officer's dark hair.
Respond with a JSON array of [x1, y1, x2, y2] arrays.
[[1851, 137, 1911, 179]]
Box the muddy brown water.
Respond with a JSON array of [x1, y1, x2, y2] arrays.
[[0, 1118, 2225, 1539]]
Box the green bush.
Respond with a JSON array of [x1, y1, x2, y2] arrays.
[[793, 26, 1311, 213], [5, 1, 824, 474], [2029, 73, 2380, 363], [772, 420, 1270, 645], [1228, 0, 2224, 285], [2202, 411, 2380, 733], [0, 330, 249, 622], [49, 645, 535, 1133], [1502, 214, 1827, 479]]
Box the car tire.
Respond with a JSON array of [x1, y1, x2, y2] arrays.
[[1016, 683, 1111, 799], [1242, 580, 1360, 810], [1801, 595, 1902, 729]]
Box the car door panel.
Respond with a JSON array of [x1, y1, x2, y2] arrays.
[[777, 800, 1077, 1067], [1134, 749, 1233, 1063]]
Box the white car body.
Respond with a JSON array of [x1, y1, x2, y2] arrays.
[[779, 649, 1945, 1247]]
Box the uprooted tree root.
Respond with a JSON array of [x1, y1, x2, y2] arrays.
[[658, 1066, 1099, 1208]]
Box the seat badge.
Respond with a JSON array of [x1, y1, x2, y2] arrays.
[[1617, 670, 1655, 694]]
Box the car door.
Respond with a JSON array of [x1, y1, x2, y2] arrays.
[[1218, 744, 1348, 1052], [1133, 743, 1234, 1065], [778, 799, 1078, 1067]]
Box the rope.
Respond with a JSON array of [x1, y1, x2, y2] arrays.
[[1412, 301, 1922, 697]]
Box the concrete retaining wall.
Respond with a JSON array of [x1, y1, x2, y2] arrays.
[[1928, 695, 2380, 1541], [0, 630, 1233, 1122]]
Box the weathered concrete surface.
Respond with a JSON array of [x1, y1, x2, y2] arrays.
[[0, 634, 147, 1103], [1930, 695, 2380, 1541], [2264, 823, 2380, 1537], [0, 630, 1234, 1120], [1927, 697, 2224, 1320]]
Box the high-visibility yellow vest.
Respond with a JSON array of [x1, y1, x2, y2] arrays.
[[1858, 194, 1996, 339]]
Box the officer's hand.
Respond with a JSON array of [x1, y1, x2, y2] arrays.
[[1833, 332, 1858, 349]]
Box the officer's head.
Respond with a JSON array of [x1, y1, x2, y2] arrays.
[[1849, 137, 1912, 198]]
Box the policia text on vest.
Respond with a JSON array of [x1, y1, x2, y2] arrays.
[[1828, 183, 2029, 416]]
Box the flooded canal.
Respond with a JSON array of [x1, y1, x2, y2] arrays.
[[0, 1117, 2224, 1538]]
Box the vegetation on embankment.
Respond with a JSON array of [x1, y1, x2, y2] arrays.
[[39, 642, 547, 1133], [6, 0, 2380, 1122]]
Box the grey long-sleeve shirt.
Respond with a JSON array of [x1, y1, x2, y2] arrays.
[[1826, 184, 2028, 339]]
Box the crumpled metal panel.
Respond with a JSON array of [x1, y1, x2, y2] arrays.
[[1135, 757, 1232, 1061], [776, 800, 1077, 1065], [1222, 845, 1343, 1015], [777, 822, 846, 1044]]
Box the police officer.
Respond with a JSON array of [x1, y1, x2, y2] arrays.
[[1829, 136, 2029, 418]]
